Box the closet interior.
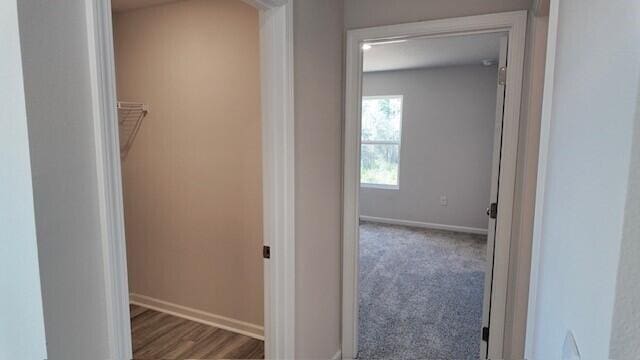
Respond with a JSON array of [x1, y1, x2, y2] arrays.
[[112, 0, 264, 358]]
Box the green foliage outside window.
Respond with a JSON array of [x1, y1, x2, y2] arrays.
[[361, 96, 402, 187]]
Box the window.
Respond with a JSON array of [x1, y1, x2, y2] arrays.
[[360, 95, 403, 189]]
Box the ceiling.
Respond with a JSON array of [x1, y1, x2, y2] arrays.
[[363, 32, 504, 73], [111, 0, 183, 12]]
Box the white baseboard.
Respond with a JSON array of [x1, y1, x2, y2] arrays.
[[359, 215, 488, 235], [129, 293, 264, 340], [331, 349, 342, 360]]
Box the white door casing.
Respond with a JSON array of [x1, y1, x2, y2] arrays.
[[342, 11, 527, 360], [85, 0, 295, 359]]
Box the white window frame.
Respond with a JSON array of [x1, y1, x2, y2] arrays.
[[360, 95, 403, 190]]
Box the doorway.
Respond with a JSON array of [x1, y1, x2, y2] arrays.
[[86, 0, 294, 358], [342, 12, 527, 360], [113, 1, 264, 358]]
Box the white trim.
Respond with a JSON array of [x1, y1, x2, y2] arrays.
[[129, 294, 264, 340], [362, 94, 404, 101], [241, 0, 287, 11], [360, 215, 489, 235], [360, 141, 400, 145], [360, 95, 404, 190], [331, 350, 342, 360], [89, 1, 295, 359], [85, 1, 132, 358], [259, 2, 296, 359], [525, 0, 559, 357], [342, 11, 528, 360], [360, 183, 399, 190]]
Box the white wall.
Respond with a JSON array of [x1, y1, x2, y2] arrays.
[[17, 0, 112, 358], [609, 84, 640, 358], [360, 66, 497, 231], [0, 1, 47, 358], [529, 0, 640, 358]]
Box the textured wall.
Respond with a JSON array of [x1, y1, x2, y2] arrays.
[[114, 0, 264, 326], [360, 66, 497, 230]]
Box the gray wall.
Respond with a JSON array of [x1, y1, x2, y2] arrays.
[[529, 0, 639, 357], [17, 1, 112, 358], [294, 0, 344, 358], [0, 0, 47, 358], [360, 66, 498, 231]]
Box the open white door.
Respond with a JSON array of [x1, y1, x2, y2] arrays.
[[480, 34, 508, 359]]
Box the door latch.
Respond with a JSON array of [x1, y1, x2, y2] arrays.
[[263, 245, 271, 259]]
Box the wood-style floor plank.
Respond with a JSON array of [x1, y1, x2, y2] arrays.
[[130, 305, 149, 318], [130, 304, 264, 359]]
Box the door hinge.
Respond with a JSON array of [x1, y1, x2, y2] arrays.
[[482, 326, 490, 342], [498, 66, 507, 85], [487, 202, 498, 219], [263, 245, 270, 259]]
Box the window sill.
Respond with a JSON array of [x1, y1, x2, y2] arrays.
[[360, 183, 399, 190]]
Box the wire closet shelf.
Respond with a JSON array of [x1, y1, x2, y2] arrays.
[[117, 101, 148, 160]]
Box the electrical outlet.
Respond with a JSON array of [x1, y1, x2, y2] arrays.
[[440, 195, 448, 206]]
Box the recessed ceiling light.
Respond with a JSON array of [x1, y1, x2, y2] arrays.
[[362, 43, 372, 51]]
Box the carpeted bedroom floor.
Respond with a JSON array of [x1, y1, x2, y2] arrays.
[[357, 221, 487, 360]]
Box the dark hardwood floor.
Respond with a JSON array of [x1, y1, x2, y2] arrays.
[[130, 304, 264, 359]]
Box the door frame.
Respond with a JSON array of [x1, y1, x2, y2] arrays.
[[85, 0, 295, 359], [525, 0, 559, 356], [342, 11, 527, 359]]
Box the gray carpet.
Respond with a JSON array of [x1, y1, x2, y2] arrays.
[[358, 221, 487, 360]]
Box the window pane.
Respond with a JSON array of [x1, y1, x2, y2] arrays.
[[361, 144, 399, 186], [361, 97, 402, 142]]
